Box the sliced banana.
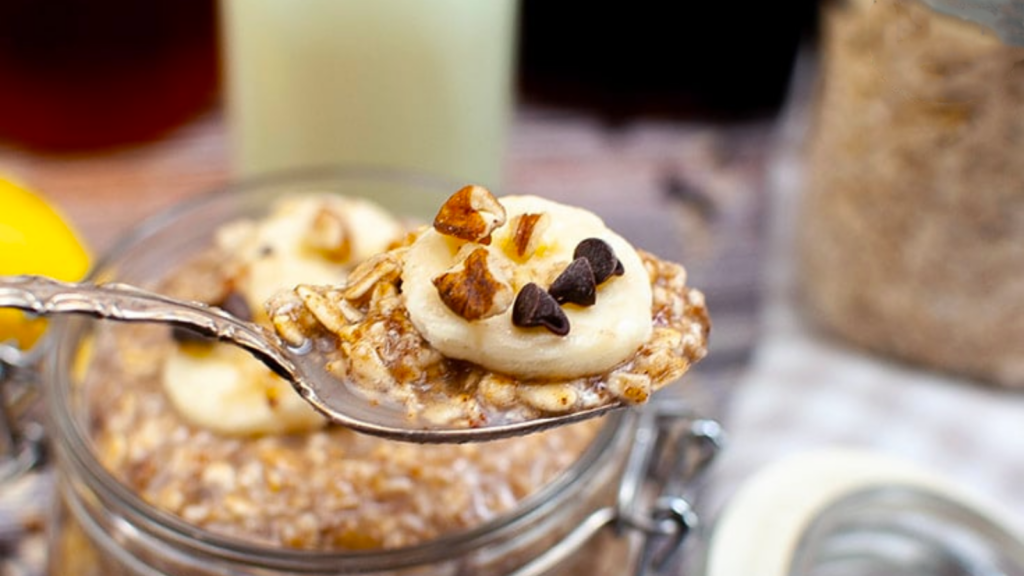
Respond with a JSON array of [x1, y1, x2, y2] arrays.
[[402, 195, 653, 380], [215, 194, 404, 320], [163, 194, 404, 435], [163, 344, 325, 436]]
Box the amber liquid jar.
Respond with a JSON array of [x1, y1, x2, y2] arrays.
[[0, 0, 218, 150]]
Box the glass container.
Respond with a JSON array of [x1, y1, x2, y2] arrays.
[[221, 0, 518, 188], [791, 486, 1024, 575], [798, 0, 1024, 385], [34, 168, 720, 575], [695, 451, 1024, 576]]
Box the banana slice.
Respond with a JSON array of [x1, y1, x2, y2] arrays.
[[163, 194, 404, 435], [163, 344, 325, 436], [216, 194, 404, 320], [402, 195, 653, 380]]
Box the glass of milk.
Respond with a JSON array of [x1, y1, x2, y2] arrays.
[[221, 0, 518, 188]]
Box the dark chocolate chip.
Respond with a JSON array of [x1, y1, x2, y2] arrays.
[[512, 283, 570, 336], [574, 238, 625, 284], [548, 257, 597, 306]]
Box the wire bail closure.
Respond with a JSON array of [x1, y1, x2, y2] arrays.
[[509, 400, 725, 576], [0, 340, 47, 483]]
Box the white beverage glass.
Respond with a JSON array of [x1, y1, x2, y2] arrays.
[[221, 0, 518, 188]]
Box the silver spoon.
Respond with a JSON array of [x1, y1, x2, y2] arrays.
[[0, 275, 622, 443]]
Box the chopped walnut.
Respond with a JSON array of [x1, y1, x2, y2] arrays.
[[432, 246, 514, 321], [432, 185, 507, 244], [508, 212, 550, 259]]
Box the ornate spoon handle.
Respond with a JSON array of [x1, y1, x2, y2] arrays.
[[0, 275, 297, 381]]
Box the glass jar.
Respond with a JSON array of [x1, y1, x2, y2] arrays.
[[697, 451, 1024, 576], [221, 0, 518, 187], [791, 486, 1024, 575], [798, 0, 1024, 385], [36, 168, 720, 575]]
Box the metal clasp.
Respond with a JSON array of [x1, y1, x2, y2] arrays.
[[618, 401, 724, 575], [0, 341, 47, 482], [510, 401, 724, 576]]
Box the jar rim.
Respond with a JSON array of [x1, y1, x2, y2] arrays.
[[790, 484, 1024, 574], [44, 166, 631, 571]]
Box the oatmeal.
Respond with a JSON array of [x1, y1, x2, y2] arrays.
[[82, 191, 603, 551], [158, 193, 405, 435], [268, 186, 710, 426], [86, 324, 599, 549]]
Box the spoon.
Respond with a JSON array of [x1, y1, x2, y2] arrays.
[[0, 275, 622, 443]]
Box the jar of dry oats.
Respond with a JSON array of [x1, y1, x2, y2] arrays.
[[39, 169, 719, 576], [799, 0, 1024, 385]]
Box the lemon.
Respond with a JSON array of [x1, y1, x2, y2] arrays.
[[0, 177, 90, 349]]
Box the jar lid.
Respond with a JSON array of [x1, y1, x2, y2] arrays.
[[704, 450, 1024, 576]]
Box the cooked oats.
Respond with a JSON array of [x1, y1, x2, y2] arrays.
[[83, 246, 601, 550]]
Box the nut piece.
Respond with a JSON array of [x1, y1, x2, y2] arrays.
[[509, 212, 550, 259], [433, 185, 507, 244], [433, 247, 514, 321], [306, 206, 352, 262]]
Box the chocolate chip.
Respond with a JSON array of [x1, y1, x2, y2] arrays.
[[548, 257, 597, 306], [512, 283, 570, 336], [574, 238, 625, 284]]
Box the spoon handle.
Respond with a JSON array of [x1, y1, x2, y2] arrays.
[[0, 275, 298, 381]]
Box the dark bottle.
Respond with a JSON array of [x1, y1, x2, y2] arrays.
[[0, 0, 219, 150]]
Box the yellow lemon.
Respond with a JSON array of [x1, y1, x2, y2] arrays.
[[0, 177, 90, 348]]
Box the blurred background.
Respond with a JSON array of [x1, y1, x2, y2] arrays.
[[0, 0, 819, 412], [0, 0, 816, 248], [4, 0, 1024, 572]]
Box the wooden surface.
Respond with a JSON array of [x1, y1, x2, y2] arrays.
[[0, 105, 770, 255]]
